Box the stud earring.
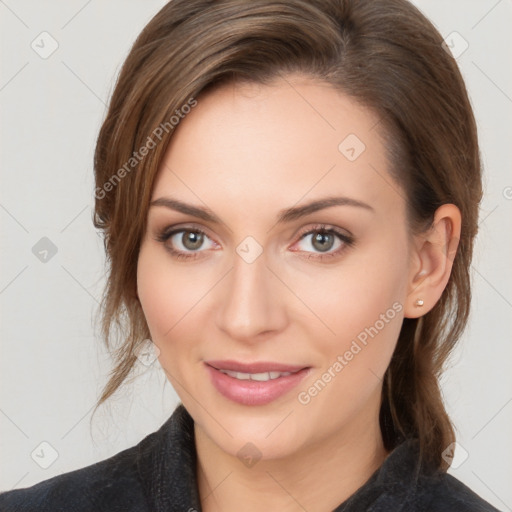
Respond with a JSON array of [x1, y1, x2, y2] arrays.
[[414, 299, 424, 307]]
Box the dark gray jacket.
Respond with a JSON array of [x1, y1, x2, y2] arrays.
[[0, 403, 501, 511]]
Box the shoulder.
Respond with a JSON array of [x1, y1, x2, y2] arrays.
[[411, 471, 502, 512], [0, 432, 159, 512], [361, 440, 502, 512], [0, 403, 197, 512]]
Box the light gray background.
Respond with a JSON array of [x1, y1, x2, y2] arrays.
[[1, 0, 511, 509]]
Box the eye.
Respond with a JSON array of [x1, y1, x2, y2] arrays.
[[155, 226, 218, 260], [291, 224, 354, 260], [155, 223, 354, 262]]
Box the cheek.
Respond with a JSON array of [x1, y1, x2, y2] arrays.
[[136, 242, 225, 382], [291, 245, 407, 419], [136, 245, 199, 349], [293, 236, 409, 370]]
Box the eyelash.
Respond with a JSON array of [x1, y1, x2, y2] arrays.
[[154, 223, 355, 262]]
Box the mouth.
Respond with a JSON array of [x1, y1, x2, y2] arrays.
[[204, 360, 311, 406], [206, 359, 308, 374], [215, 369, 296, 381]]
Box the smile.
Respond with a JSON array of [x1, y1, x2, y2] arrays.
[[205, 362, 311, 406], [218, 370, 292, 381]]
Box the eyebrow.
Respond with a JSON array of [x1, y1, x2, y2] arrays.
[[149, 195, 374, 225]]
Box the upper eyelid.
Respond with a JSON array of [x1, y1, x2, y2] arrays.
[[156, 221, 350, 235], [156, 222, 215, 239], [295, 223, 353, 239]]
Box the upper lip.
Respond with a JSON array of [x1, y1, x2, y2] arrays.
[[205, 360, 308, 373]]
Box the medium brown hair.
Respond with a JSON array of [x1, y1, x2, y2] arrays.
[[92, 0, 482, 471]]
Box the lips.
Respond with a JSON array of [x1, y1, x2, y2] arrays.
[[204, 360, 311, 406]]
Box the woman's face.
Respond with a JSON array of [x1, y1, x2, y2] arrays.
[[137, 75, 415, 460]]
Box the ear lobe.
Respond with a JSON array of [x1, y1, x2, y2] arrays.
[[404, 204, 461, 318]]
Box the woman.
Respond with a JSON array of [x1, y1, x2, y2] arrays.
[[0, 0, 501, 510]]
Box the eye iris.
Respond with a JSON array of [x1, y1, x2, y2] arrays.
[[182, 231, 203, 250], [312, 231, 334, 252]]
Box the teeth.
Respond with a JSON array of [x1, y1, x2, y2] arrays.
[[219, 370, 292, 381]]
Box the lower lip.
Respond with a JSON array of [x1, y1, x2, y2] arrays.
[[205, 364, 311, 406]]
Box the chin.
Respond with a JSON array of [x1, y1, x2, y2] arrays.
[[195, 402, 311, 459]]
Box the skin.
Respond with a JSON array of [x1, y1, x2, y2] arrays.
[[137, 75, 461, 512]]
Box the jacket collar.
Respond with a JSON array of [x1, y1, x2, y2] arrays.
[[333, 437, 424, 511], [137, 403, 202, 512], [136, 403, 425, 512]]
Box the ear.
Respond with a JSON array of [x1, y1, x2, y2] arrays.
[[404, 204, 461, 318]]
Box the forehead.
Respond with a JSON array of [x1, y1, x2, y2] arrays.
[[152, 76, 404, 221]]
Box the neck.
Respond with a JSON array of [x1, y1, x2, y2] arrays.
[[195, 399, 388, 512]]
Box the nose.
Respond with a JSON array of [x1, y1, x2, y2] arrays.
[[215, 248, 288, 343]]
